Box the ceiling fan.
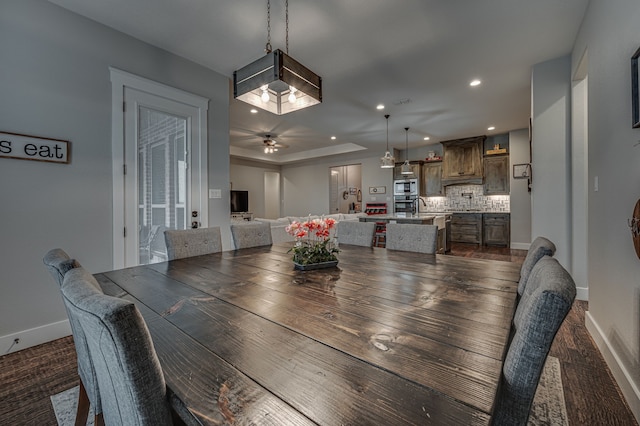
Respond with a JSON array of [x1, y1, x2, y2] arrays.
[[262, 134, 288, 154]]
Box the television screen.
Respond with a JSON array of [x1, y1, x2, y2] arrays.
[[230, 190, 249, 213]]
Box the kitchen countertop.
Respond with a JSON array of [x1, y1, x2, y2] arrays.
[[419, 211, 511, 214], [359, 214, 436, 224]]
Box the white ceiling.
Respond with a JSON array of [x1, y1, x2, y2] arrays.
[[49, 0, 589, 165]]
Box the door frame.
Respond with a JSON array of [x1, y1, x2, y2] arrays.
[[110, 67, 209, 269]]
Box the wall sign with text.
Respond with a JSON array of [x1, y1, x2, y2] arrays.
[[0, 131, 70, 164]]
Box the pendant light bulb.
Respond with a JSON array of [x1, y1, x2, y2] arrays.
[[401, 127, 412, 175], [288, 86, 297, 104], [261, 85, 270, 103], [380, 114, 395, 168]]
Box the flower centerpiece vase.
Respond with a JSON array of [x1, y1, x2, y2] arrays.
[[286, 216, 340, 270]]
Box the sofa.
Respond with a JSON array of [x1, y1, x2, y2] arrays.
[[250, 213, 365, 244]]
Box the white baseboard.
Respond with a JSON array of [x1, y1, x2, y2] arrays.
[[511, 242, 530, 250], [585, 311, 640, 424], [1, 320, 71, 355], [575, 286, 589, 301]]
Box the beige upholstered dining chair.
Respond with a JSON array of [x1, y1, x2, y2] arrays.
[[492, 255, 576, 425], [43, 249, 104, 426], [230, 221, 272, 249], [61, 267, 174, 426], [164, 227, 223, 260], [336, 221, 376, 247], [518, 236, 556, 296], [385, 223, 438, 254]]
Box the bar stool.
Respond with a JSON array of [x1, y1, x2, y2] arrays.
[[373, 222, 386, 247]]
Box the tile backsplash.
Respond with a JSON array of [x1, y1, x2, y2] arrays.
[[420, 185, 510, 212]]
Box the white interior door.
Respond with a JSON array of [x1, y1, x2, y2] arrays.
[[264, 171, 280, 219], [111, 69, 208, 268]]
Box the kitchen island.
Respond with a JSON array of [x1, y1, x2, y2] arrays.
[[358, 213, 436, 224], [359, 214, 449, 252]]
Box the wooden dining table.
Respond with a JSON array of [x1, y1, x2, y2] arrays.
[[94, 242, 520, 425]]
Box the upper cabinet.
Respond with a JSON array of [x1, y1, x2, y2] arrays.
[[422, 161, 443, 196], [440, 136, 485, 186], [483, 154, 510, 195]]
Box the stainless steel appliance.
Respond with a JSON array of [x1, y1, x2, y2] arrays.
[[394, 195, 417, 214], [393, 178, 418, 196]]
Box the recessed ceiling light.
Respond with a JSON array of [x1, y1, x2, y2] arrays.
[[423, 136, 430, 141], [488, 126, 495, 131], [331, 136, 336, 140], [376, 104, 385, 110], [470, 79, 481, 87], [250, 109, 258, 114]]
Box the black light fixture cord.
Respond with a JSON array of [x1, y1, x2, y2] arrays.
[[405, 127, 409, 160], [265, 0, 289, 54], [385, 114, 390, 151], [265, 0, 272, 53]]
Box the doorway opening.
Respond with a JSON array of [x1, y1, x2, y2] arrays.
[[329, 164, 362, 214]]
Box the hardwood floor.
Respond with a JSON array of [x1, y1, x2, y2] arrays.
[[450, 243, 637, 426], [0, 244, 636, 425]]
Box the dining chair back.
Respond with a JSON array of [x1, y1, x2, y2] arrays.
[[164, 227, 222, 260], [385, 223, 438, 254], [518, 236, 556, 296], [230, 221, 272, 249], [61, 267, 173, 426], [492, 255, 576, 425], [336, 221, 376, 247], [43, 249, 103, 426]]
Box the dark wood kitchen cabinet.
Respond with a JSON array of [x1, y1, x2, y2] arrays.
[[441, 136, 485, 186], [484, 154, 510, 195], [422, 161, 443, 196], [483, 213, 510, 247], [451, 213, 482, 245]]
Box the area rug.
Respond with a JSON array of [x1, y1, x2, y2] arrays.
[[529, 356, 569, 425], [50, 386, 94, 426], [50, 356, 568, 425]]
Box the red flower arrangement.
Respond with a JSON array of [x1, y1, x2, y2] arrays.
[[285, 216, 339, 265]]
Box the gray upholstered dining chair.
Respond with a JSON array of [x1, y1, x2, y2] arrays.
[[336, 221, 376, 247], [43, 249, 104, 426], [492, 255, 576, 426], [385, 223, 438, 254], [230, 221, 272, 249], [61, 267, 174, 426], [518, 236, 556, 296], [164, 226, 223, 260]]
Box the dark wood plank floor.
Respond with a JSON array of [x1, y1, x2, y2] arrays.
[[0, 243, 636, 425]]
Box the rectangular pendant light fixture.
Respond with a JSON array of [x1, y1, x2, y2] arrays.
[[233, 49, 322, 115]]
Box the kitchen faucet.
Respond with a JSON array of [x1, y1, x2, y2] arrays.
[[414, 197, 427, 213]]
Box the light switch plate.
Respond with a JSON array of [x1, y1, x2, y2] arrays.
[[209, 189, 222, 199]]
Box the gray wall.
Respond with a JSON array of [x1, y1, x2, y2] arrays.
[[282, 154, 394, 217], [508, 129, 532, 249], [531, 55, 572, 271], [570, 0, 640, 418], [230, 158, 281, 219], [0, 0, 230, 350], [230, 153, 395, 218]]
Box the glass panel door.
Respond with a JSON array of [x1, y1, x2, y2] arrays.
[[137, 107, 188, 264], [122, 86, 206, 267], [111, 69, 208, 269]]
